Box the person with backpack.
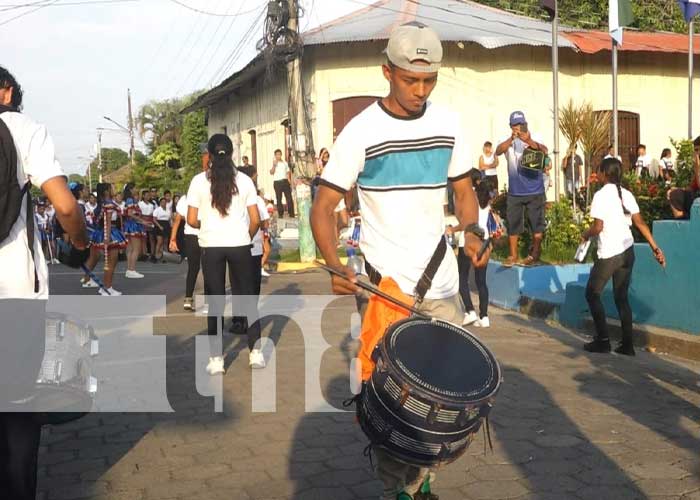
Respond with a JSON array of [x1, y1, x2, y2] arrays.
[[0, 65, 89, 500], [580, 157, 666, 356]]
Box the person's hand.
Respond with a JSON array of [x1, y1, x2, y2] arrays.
[[464, 232, 490, 268], [169, 239, 179, 253], [653, 247, 666, 268], [57, 240, 90, 269], [330, 265, 360, 295], [445, 225, 455, 236], [517, 129, 532, 143]]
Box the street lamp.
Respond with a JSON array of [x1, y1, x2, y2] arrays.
[[103, 115, 135, 166]]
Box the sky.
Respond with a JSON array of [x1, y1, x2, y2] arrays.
[[3, 0, 361, 175]]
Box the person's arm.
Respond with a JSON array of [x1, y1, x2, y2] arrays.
[[495, 136, 513, 156], [581, 219, 603, 241], [311, 185, 358, 294], [478, 155, 486, 171], [632, 213, 665, 267], [169, 213, 182, 252], [270, 160, 276, 176], [187, 207, 200, 229], [518, 130, 548, 154], [41, 177, 88, 249], [452, 176, 490, 267], [493, 155, 499, 168], [286, 163, 292, 183], [247, 205, 260, 240]]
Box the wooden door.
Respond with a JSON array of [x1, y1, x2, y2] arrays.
[[332, 96, 378, 142], [248, 130, 257, 168], [593, 110, 640, 172]]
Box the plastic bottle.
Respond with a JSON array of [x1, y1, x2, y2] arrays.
[[346, 247, 364, 276]]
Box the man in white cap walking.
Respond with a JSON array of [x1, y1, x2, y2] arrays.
[[312, 21, 488, 500]]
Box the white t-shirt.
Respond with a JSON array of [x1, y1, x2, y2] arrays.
[[153, 206, 171, 222], [635, 154, 651, 175], [321, 101, 469, 300], [661, 157, 674, 170], [186, 170, 257, 248], [165, 200, 173, 212], [481, 153, 497, 176], [175, 195, 198, 236], [0, 111, 64, 299], [251, 196, 271, 257], [138, 200, 154, 217], [272, 160, 289, 182], [590, 183, 640, 259]]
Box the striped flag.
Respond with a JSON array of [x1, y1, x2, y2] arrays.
[[677, 0, 700, 22], [540, 0, 556, 20], [609, 0, 634, 45]]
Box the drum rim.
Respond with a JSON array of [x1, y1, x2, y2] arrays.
[[379, 317, 502, 405]]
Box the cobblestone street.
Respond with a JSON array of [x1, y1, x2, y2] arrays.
[[39, 265, 700, 500]]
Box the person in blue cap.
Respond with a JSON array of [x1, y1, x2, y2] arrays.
[[496, 111, 548, 267]]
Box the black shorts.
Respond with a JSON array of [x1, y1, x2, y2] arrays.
[[483, 175, 498, 193], [155, 221, 171, 238], [507, 193, 546, 235]]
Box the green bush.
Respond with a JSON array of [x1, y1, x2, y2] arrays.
[[671, 138, 695, 188], [541, 198, 585, 263]]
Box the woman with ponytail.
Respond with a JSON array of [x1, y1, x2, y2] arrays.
[[186, 134, 263, 375], [122, 183, 147, 278], [581, 157, 666, 356], [82, 183, 127, 296]]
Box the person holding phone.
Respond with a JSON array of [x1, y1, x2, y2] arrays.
[[496, 111, 548, 267], [581, 157, 666, 356]]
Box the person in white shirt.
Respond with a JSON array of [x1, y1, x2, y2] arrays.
[[170, 191, 203, 311], [581, 157, 666, 356], [660, 148, 674, 182], [186, 134, 263, 374], [635, 144, 652, 178], [311, 22, 487, 500], [448, 183, 501, 328], [603, 145, 622, 163], [152, 198, 171, 261], [0, 65, 88, 500], [269, 148, 294, 218], [478, 141, 499, 195], [138, 190, 156, 262]]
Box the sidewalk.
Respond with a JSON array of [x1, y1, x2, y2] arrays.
[[39, 267, 700, 500]]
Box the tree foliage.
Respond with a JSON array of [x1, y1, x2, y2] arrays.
[[136, 92, 202, 153], [474, 0, 693, 33], [180, 109, 207, 180]]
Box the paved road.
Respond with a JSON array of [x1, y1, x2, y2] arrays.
[[37, 261, 700, 500]]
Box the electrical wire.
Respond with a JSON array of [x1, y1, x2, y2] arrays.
[[167, 0, 264, 17], [0, 0, 58, 26]]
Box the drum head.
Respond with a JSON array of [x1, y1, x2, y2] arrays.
[[382, 318, 500, 404]]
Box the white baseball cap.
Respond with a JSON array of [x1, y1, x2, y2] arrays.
[[385, 21, 443, 73]]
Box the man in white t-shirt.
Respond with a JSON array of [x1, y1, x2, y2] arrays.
[[269, 149, 294, 218], [139, 190, 156, 261], [0, 66, 89, 500], [311, 22, 488, 500]]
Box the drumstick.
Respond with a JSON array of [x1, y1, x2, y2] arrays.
[[81, 264, 111, 295], [314, 261, 430, 319]]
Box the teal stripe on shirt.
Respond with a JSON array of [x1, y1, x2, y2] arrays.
[[358, 147, 453, 189]]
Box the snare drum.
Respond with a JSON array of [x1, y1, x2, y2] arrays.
[[356, 317, 501, 467], [31, 313, 99, 424]]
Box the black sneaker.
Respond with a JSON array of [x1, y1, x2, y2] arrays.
[[228, 317, 248, 334], [149, 255, 157, 263], [583, 339, 611, 353], [614, 343, 636, 356]]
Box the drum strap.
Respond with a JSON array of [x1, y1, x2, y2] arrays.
[[364, 237, 447, 304]]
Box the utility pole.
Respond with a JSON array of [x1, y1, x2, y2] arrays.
[[127, 88, 136, 166], [551, 0, 561, 203], [285, 0, 315, 262], [97, 130, 103, 183]]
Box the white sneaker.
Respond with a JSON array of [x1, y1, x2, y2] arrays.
[[98, 287, 122, 296], [52, 258, 60, 265], [108, 287, 122, 296], [200, 304, 209, 315], [206, 356, 225, 375], [475, 316, 490, 328], [261, 268, 270, 277], [82, 279, 99, 288], [463, 310, 479, 326], [125, 270, 144, 279], [249, 349, 266, 369]]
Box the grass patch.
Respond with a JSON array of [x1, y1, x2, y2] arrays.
[[277, 246, 350, 263]]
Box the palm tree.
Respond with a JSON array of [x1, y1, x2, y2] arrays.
[[559, 99, 583, 213], [579, 104, 611, 208]]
